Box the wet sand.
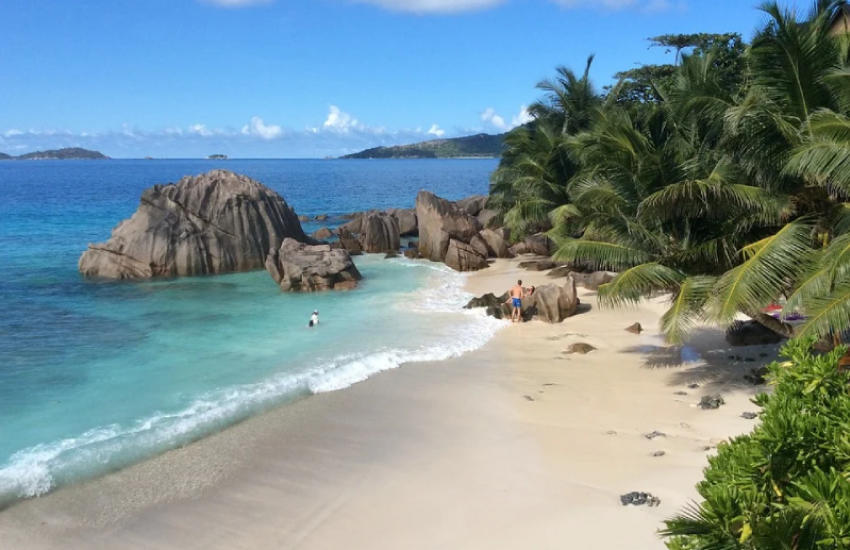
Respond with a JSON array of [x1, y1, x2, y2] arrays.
[[0, 258, 777, 550]]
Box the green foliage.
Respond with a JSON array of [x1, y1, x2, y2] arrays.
[[663, 338, 850, 549], [341, 133, 505, 159], [12, 147, 108, 160]]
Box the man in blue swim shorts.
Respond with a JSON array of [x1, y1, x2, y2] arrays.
[[505, 279, 526, 323]]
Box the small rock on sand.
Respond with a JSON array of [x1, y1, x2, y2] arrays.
[[625, 322, 643, 334], [644, 431, 666, 440], [652, 451, 666, 457], [523, 395, 534, 401], [620, 492, 661, 507], [565, 343, 596, 354], [698, 395, 725, 410], [674, 391, 688, 396], [741, 412, 758, 419], [688, 383, 700, 389]]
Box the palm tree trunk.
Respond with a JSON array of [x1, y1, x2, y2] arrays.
[[745, 309, 796, 338]]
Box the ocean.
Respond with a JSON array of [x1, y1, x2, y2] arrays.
[[0, 158, 502, 506]]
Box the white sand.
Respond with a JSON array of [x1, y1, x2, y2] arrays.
[[0, 258, 778, 550]]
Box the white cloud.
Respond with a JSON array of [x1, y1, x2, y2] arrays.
[[208, 0, 681, 13], [241, 117, 283, 139], [3, 129, 23, 137], [482, 105, 534, 131], [189, 124, 214, 137], [323, 105, 362, 133], [511, 105, 533, 128], [481, 108, 506, 130], [427, 124, 446, 137]]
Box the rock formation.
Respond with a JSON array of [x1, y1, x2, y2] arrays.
[[456, 195, 487, 217], [386, 208, 418, 236], [479, 229, 512, 258], [334, 228, 363, 255], [522, 276, 579, 323], [79, 170, 306, 279], [266, 239, 362, 292], [358, 213, 400, 253], [726, 320, 786, 347], [444, 239, 489, 272], [415, 191, 482, 267]]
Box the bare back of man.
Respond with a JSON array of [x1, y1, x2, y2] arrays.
[[505, 279, 525, 323]]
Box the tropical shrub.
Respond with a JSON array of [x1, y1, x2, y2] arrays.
[[663, 338, 850, 549]]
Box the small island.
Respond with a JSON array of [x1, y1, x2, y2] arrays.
[[0, 147, 109, 160], [208, 154, 228, 160], [341, 133, 506, 159]]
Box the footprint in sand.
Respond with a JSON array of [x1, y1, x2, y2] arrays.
[[523, 395, 535, 402]]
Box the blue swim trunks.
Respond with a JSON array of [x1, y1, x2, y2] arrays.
[[512, 298, 522, 308]]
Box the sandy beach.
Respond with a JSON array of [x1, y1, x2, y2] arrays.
[[0, 258, 778, 550]]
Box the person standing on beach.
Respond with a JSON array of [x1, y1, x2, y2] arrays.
[[506, 280, 525, 323]]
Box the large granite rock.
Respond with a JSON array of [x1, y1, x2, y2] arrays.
[[476, 208, 499, 229], [522, 276, 579, 323], [358, 213, 400, 253], [456, 195, 488, 217], [479, 229, 511, 258], [524, 233, 553, 256], [266, 238, 362, 292], [335, 228, 363, 255], [79, 170, 306, 279], [387, 208, 418, 236], [415, 191, 482, 264], [444, 239, 489, 272]]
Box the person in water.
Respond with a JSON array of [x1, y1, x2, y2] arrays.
[[309, 310, 319, 327], [506, 280, 526, 323]]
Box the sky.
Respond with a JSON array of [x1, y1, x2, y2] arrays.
[[1, 0, 771, 158]]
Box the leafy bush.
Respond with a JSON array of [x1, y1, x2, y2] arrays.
[[663, 337, 850, 549]]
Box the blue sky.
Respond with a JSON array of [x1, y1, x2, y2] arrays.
[[1, 0, 768, 158]]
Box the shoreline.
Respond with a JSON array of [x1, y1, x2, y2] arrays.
[[0, 258, 777, 550]]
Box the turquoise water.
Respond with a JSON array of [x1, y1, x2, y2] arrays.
[[0, 159, 501, 505]]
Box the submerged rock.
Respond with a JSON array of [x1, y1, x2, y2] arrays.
[[266, 238, 362, 292], [79, 170, 307, 279]]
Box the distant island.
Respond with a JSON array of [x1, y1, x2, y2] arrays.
[[0, 148, 109, 160], [341, 132, 506, 159], [208, 154, 228, 160]]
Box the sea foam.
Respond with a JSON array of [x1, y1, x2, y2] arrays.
[[0, 259, 503, 503]]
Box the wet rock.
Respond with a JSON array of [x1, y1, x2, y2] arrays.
[[336, 228, 363, 255], [403, 248, 422, 260], [298, 215, 309, 222], [726, 320, 786, 347], [625, 322, 643, 334], [698, 395, 725, 410], [565, 343, 596, 354], [266, 238, 362, 292], [620, 492, 660, 507], [384, 250, 399, 259], [644, 431, 666, 440], [79, 170, 307, 279], [315, 214, 328, 221], [312, 227, 333, 240], [464, 293, 505, 310], [741, 412, 758, 420]]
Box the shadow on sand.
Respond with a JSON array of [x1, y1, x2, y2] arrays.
[[620, 327, 784, 393]]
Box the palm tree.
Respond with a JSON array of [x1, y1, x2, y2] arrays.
[[489, 56, 601, 236]]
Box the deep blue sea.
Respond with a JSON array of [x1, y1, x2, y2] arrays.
[[0, 159, 501, 505]]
